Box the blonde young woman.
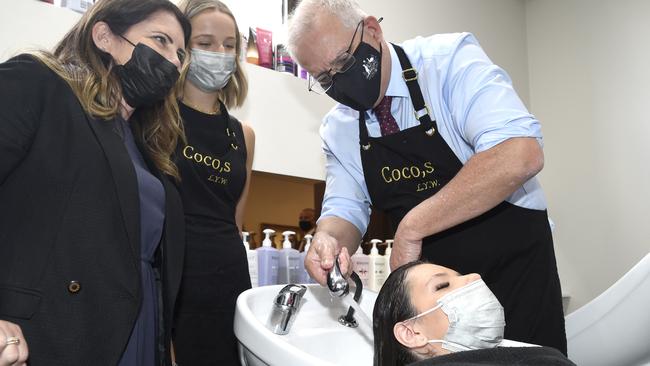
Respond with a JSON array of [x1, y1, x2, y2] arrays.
[[0, 1, 190, 365], [173, 1, 254, 365]]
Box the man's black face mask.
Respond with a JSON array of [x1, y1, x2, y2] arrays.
[[325, 23, 382, 111]]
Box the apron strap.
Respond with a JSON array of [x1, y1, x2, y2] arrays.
[[358, 44, 437, 150], [391, 44, 436, 133]]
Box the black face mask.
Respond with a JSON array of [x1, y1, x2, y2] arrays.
[[326, 39, 382, 111], [299, 220, 313, 232], [113, 38, 180, 108]]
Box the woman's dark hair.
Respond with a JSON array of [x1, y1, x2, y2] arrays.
[[33, 0, 191, 180], [373, 260, 428, 366]]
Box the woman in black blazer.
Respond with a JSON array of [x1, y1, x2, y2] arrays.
[[0, 1, 190, 365]]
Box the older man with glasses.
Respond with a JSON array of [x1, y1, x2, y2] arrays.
[[286, 0, 567, 355]]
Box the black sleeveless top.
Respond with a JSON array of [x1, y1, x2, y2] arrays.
[[176, 102, 247, 238]]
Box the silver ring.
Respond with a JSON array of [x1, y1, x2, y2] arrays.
[[4, 336, 20, 346]]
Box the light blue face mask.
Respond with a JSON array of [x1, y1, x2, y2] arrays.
[[404, 279, 505, 353], [187, 48, 237, 92]]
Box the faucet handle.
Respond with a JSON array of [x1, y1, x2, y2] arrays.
[[275, 284, 307, 307], [327, 255, 349, 297]]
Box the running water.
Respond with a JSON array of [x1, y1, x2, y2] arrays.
[[341, 295, 373, 342]]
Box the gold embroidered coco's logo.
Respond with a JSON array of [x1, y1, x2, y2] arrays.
[[182, 145, 231, 173], [381, 162, 439, 193], [381, 162, 434, 183]]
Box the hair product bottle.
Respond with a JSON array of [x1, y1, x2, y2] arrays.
[[299, 234, 315, 284], [242, 231, 258, 287], [368, 239, 387, 291], [384, 239, 394, 276], [257, 229, 279, 286], [351, 245, 370, 289], [278, 231, 301, 284]]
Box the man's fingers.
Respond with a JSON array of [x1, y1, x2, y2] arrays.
[[338, 247, 352, 276], [315, 241, 336, 270]]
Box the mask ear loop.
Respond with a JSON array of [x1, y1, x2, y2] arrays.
[[119, 34, 137, 48], [426, 339, 472, 352], [401, 302, 442, 323]]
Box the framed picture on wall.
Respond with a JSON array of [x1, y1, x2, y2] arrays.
[[260, 223, 300, 249]]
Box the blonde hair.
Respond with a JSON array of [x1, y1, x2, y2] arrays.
[[31, 0, 191, 180], [178, 0, 248, 109]]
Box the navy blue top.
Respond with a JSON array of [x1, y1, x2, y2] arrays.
[[116, 117, 166, 366]]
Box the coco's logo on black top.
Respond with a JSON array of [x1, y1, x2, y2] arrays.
[[182, 145, 232, 173]]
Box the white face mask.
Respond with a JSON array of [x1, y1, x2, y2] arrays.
[[187, 48, 237, 92], [405, 279, 505, 353]]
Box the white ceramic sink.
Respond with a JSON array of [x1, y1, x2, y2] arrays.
[[234, 284, 377, 366]]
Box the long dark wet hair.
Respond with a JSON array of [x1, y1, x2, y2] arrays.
[[373, 260, 428, 366]]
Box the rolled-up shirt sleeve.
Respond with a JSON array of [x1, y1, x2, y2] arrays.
[[445, 34, 543, 154], [318, 116, 371, 236]]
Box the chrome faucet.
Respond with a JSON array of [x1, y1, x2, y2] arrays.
[[267, 284, 307, 335]]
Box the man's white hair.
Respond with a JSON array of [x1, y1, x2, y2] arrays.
[[286, 0, 367, 61]]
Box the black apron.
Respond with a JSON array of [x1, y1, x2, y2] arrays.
[[173, 101, 251, 366], [358, 45, 567, 354]]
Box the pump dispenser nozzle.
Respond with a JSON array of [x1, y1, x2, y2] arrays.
[[385, 239, 394, 255], [370, 239, 382, 255], [304, 234, 313, 251], [262, 229, 275, 247], [242, 231, 250, 250], [282, 231, 295, 249]]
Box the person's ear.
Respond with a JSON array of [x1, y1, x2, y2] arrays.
[[92, 21, 115, 54], [364, 16, 384, 44], [394, 321, 429, 349]]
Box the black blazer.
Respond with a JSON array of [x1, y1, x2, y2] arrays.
[[0, 55, 185, 365]]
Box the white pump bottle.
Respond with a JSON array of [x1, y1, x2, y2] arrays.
[[368, 239, 387, 291], [257, 229, 279, 286], [351, 244, 370, 289], [384, 239, 394, 275], [299, 234, 315, 284], [242, 231, 258, 287], [278, 231, 301, 284]]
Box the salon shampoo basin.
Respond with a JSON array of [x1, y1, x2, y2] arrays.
[[565, 252, 650, 366]]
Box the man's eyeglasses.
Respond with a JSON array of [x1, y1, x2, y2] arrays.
[[307, 20, 364, 95]]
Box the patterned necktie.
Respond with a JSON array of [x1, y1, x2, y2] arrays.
[[373, 95, 400, 136]]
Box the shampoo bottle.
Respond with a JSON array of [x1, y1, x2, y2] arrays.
[[351, 245, 370, 289], [384, 239, 394, 276], [278, 231, 301, 284], [368, 239, 387, 291], [242, 231, 258, 287], [299, 234, 315, 284], [257, 229, 279, 286]]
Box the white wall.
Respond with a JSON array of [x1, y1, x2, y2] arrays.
[[225, 0, 532, 179], [0, 0, 80, 61], [526, 0, 650, 312], [357, 0, 530, 104]]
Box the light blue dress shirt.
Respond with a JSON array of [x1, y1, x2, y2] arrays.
[[319, 33, 547, 235]]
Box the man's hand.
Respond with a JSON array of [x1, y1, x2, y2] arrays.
[[391, 215, 424, 270], [304, 231, 352, 285], [0, 320, 28, 366]]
